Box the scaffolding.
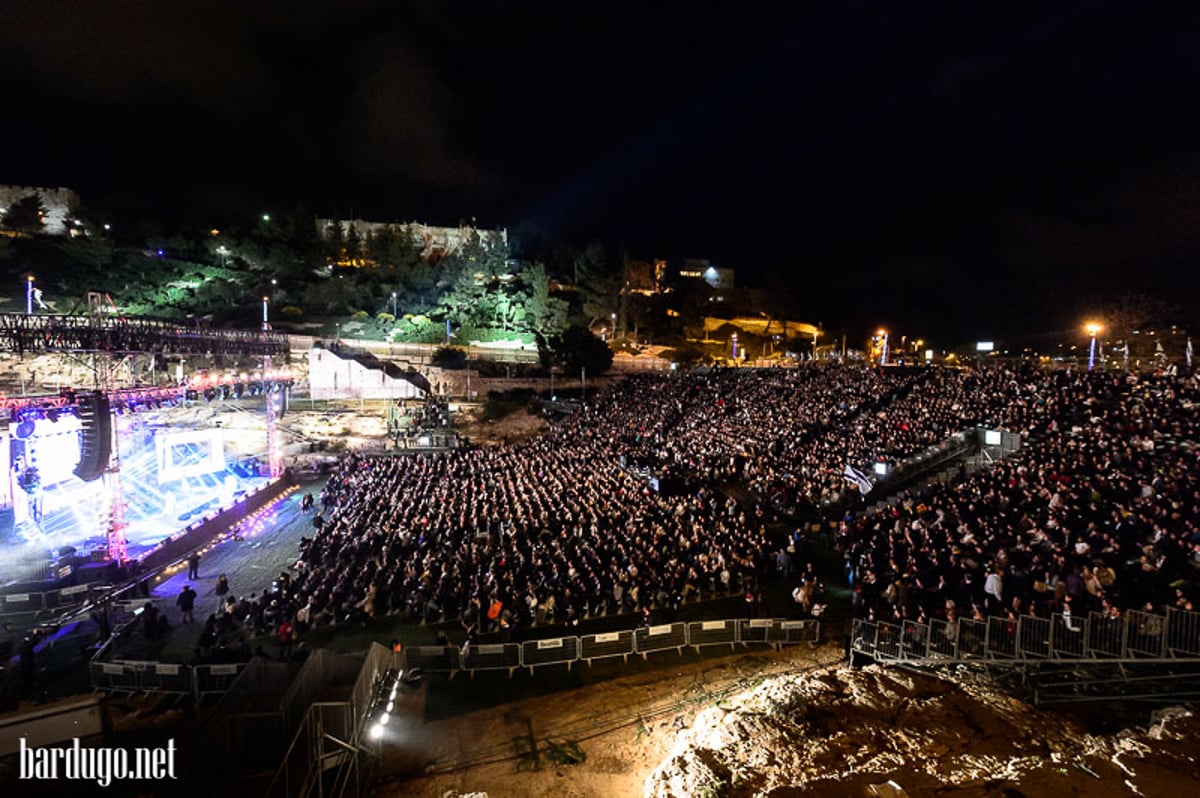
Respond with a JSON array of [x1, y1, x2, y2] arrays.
[[852, 608, 1200, 705], [0, 312, 289, 357]]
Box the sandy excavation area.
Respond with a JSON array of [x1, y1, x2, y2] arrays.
[[373, 643, 1200, 798]]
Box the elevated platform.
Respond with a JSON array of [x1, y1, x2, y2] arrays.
[[852, 608, 1200, 667]]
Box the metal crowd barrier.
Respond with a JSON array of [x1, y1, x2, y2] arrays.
[[635, 622, 689, 658], [89, 659, 246, 698], [0, 582, 114, 619], [87, 617, 822, 699], [579, 630, 635, 665], [1168, 608, 1200, 656], [193, 663, 246, 698], [852, 608, 1200, 665], [404, 644, 463, 673], [687, 620, 739, 652], [461, 642, 522, 676], [451, 618, 820, 676], [520, 636, 581, 674]]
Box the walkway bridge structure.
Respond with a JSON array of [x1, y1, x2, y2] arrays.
[[0, 312, 289, 358], [851, 608, 1200, 706]]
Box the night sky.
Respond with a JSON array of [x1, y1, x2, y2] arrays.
[[3, 1, 1198, 342]]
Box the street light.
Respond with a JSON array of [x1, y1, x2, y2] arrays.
[[26, 275, 34, 315], [731, 332, 739, 361], [877, 328, 889, 365], [390, 292, 398, 317], [1085, 322, 1102, 371], [262, 296, 270, 332]]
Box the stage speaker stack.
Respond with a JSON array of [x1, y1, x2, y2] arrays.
[[74, 392, 112, 482]]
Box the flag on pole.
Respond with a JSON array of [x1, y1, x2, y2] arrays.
[[844, 463, 874, 496], [1188, 338, 1193, 369]]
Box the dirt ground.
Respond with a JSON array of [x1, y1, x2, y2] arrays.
[[453, 404, 550, 447], [372, 642, 1200, 798], [372, 643, 843, 798]]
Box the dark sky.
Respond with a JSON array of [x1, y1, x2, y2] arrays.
[[3, 1, 1199, 342]]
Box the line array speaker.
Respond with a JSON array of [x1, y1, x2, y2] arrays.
[[73, 392, 112, 482]]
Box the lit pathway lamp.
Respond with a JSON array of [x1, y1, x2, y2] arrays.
[[1086, 322, 1102, 371]]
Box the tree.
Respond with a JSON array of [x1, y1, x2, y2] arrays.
[[435, 232, 510, 329], [573, 242, 620, 326], [323, 220, 345, 262], [518, 261, 568, 335], [1101, 293, 1180, 359], [545, 325, 614, 376], [1, 194, 46, 234], [431, 346, 467, 369]]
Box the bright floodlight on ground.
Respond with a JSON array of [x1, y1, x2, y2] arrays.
[[369, 723, 384, 740], [874, 462, 888, 476]]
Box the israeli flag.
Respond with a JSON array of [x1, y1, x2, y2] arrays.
[[844, 463, 874, 496]]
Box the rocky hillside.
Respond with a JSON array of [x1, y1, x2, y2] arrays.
[[646, 664, 1199, 797]]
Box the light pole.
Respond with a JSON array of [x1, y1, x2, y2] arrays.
[[262, 296, 270, 332], [877, 328, 889, 366], [731, 332, 739, 362], [390, 292, 398, 317], [26, 275, 34, 315], [1086, 322, 1102, 371]]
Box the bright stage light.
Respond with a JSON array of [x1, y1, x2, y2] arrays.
[[369, 723, 384, 740]]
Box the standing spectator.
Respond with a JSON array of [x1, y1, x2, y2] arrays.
[[187, 552, 201, 580], [215, 574, 230, 597], [176, 585, 197, 624], [278, 617, 296, 660]]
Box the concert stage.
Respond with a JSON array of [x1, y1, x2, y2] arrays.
[[0, 393, 281, 588]]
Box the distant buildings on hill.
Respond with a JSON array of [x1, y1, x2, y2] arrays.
[[314, 217, 508, 260]]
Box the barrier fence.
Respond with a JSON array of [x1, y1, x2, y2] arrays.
[[0, 582, 115, 619], [852, 607, 1200, 665], [422, 618, 822, 677], [85, 617, 821, 702]]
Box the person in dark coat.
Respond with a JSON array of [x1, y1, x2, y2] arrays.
[[177, 585, 197, 624]]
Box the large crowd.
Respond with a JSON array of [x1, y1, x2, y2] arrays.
[[840, 369, 1200, 625], [191, 362, 1198, 661]]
